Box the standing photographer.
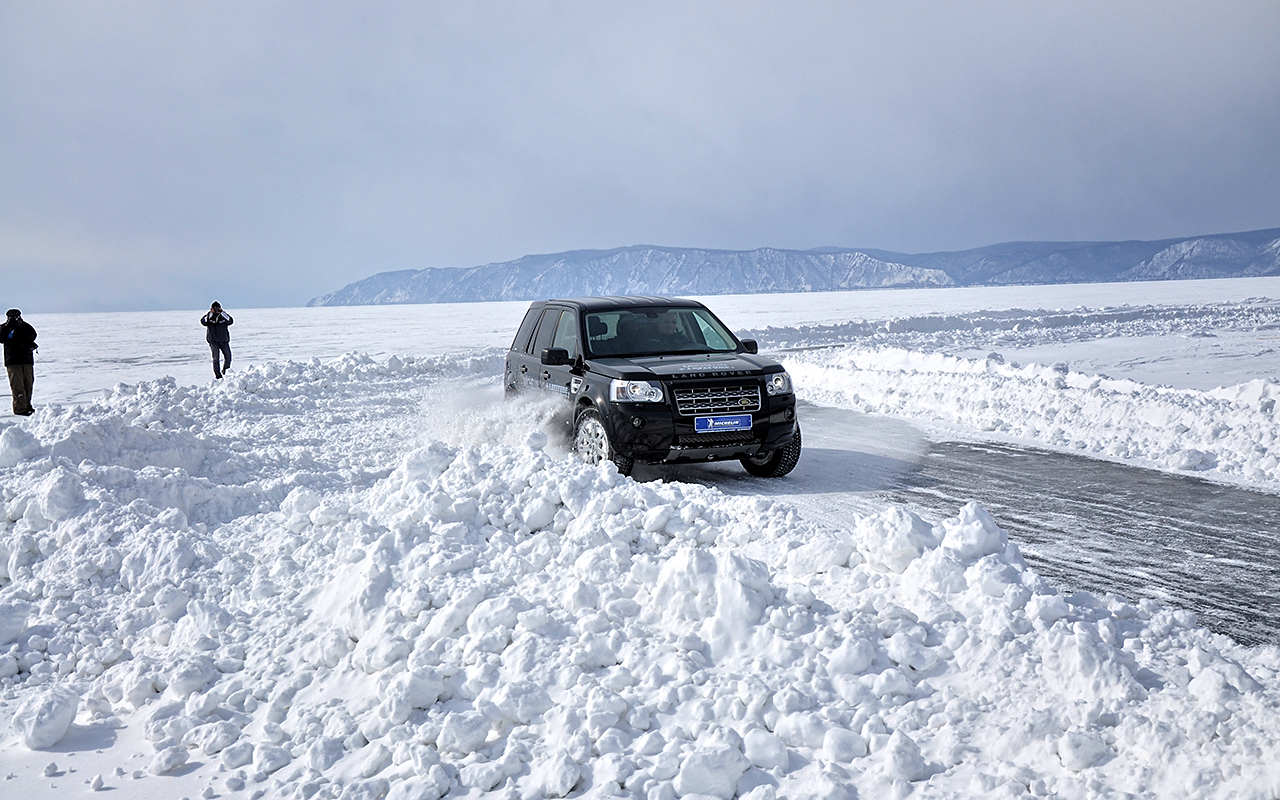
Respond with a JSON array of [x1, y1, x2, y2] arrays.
[[200, 301, 234, 379], [2, 308, 37, 416]]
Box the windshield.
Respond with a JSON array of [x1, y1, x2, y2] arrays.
[[583, 307, 740, 358]]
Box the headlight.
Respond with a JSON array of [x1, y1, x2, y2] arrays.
[[765, 371, 792, 396], [610, 379, 664, 403]]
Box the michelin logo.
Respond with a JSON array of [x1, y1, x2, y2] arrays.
[[695, 414, 751, 432]]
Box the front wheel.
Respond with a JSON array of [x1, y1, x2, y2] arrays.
[[573, 408, 634, 476], [740, 424, 802, 477]]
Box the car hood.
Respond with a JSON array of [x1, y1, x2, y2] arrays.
[[591, 352, 776, 379]]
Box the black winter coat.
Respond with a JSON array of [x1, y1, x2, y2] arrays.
[[1, 318, 37, 366], [201, 310, 234, 343]]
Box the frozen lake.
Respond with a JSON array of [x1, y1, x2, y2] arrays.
[[22, 275, 1280, 407], [6, 276, 1280, 799]]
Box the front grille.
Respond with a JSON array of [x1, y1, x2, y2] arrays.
[[673, 385, 761, 416], [677, 431, 756, 448]]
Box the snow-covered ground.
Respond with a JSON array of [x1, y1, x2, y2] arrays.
[[3, 278, 1280, 799]]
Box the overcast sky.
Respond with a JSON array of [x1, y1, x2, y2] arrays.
[[3, 1, 1279, 312]]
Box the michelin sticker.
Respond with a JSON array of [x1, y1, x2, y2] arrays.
[[694, 414, 752, 432]]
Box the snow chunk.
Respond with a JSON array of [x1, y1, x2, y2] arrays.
[[1026, 593, 1071, 624], [0, 425, 45, 467], [30, 466, 85, 527], [388, 768, 450, 800], [167, 655, 217, 696], [939, 502, 1007, 560], [150, 745, 189, 775], [673, 744, 751, 799], [183, 720, 242, 755], [280, 486, 322, 517], [153, 585, 190, 621], [220, 740, 254, 769], [823, 727, 868, 762], [254, 743, 292, 774], [437, 711, 490, 755], [1058, 731, 1110, 771], [524, 429, 549, 450], [827, 637, 876, 676], [1188, 657, 1263, 704], [468, 596, 524, 635], [489, 680, 553, 724], [643, 504, 676, 533], [775, 712, 827, 748], [786, 534, 854, 575], [856, 506, 938, 573], [529, 751, 581, 797], [1172, 448, 1216, 471], [12, 684, 79, 749], [0, 601, 33, 646], [400, 442, 457, 482], [744, 728, 788, 770], [352, 635, 411, 674], [380, 668, 445, 724], [883, 730, 929, 781], [523, 497, 558, 531], [1043, 627, 1147, 705]]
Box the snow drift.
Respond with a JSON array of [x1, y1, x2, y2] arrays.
[[2, 355, 1279, 799]]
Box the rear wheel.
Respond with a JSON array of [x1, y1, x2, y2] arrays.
[[740, 424, 802, 477], [574, 408, 634, 476]]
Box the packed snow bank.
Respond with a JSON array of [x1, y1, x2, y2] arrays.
[[729, 296, 1280, 491], [784, 346, 1280, 490], [3, 354, 1280, 799]]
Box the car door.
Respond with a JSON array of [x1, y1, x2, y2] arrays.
[[541, 308, 582, 399], [506, 305, 543, 393], [525, 307, 563, 393], [508, 307, 559, 392]]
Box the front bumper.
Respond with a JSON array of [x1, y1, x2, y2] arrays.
[[601, 395, 797, 464]]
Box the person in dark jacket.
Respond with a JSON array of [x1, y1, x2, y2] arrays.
[[200, 301, 234, 379], [1, 308, 37, 416]]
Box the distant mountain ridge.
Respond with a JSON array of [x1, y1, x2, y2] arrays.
[[307, 227, 1280, 306]]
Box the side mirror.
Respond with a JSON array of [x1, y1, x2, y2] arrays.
[[741, 339, 759, 354], [541, 347, 570, 366]]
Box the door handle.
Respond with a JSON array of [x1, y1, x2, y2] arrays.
[[541, 371, 551, 380], [520, 365, 528, 373]]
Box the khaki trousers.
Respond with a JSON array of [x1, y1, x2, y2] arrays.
[[7, 364, 33, 414]]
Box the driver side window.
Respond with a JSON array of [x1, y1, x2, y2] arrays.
[[552, 310, 580, 358], [531, 309, 562, 355]]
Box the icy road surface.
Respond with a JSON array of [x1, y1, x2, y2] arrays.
[[884, 439, 1280, 647], [641, 403, 1280, 648]]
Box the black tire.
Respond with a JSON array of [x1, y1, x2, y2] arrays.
[[573, 408, 634, 476], [740, 424, 801, 478]]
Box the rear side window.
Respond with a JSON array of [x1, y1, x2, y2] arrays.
[[511, 308, 541, 353], [531, 309, 563, 355]]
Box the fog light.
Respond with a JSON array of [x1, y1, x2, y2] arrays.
[[784, 407, 795, 421], [631, 416, 646, 429]]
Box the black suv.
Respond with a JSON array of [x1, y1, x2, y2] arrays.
[[504, 296, 800, 477]]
